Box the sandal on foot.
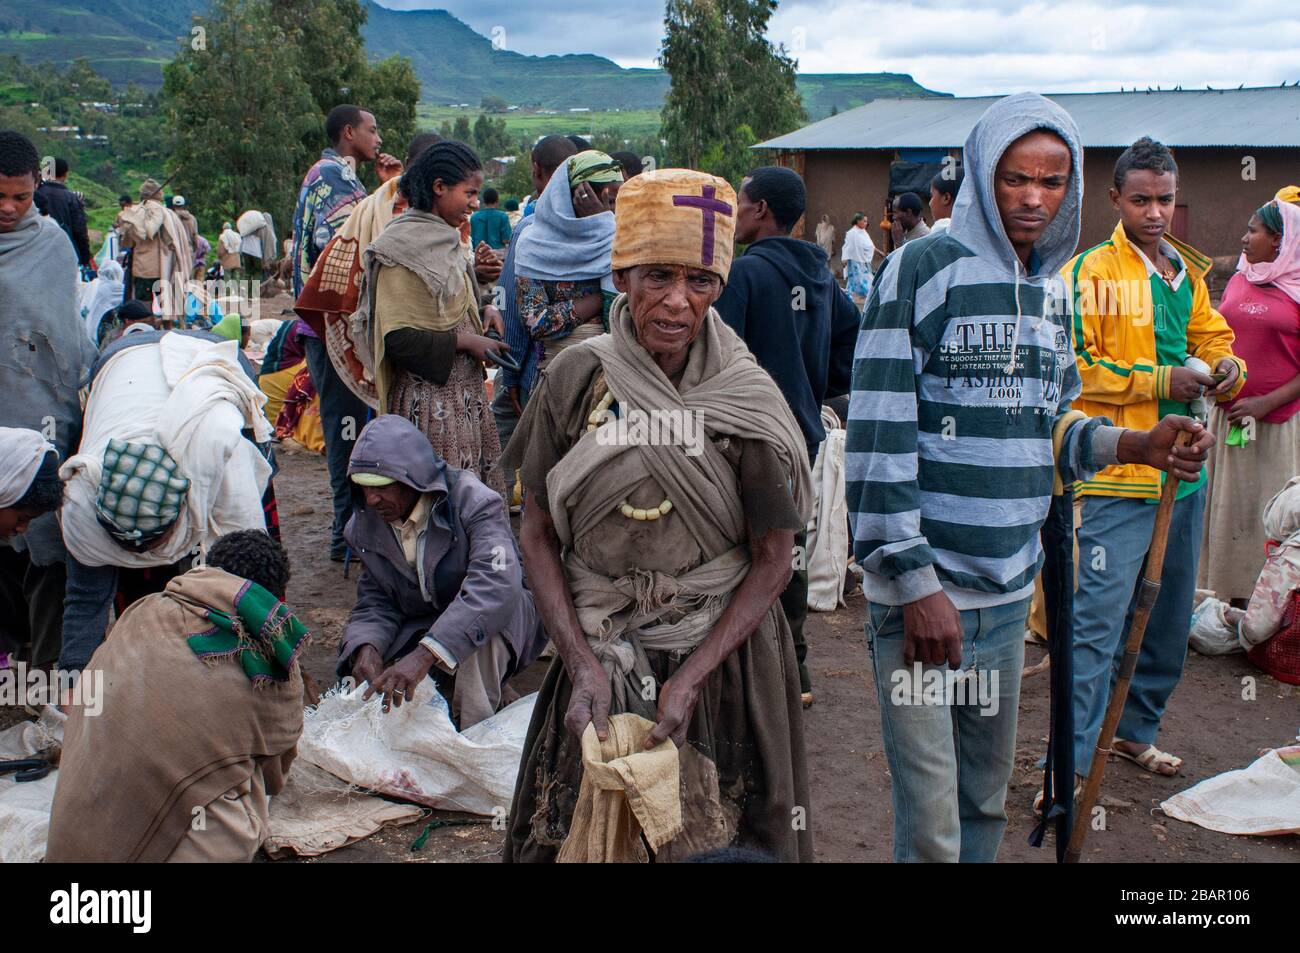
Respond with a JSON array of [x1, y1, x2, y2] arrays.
[[1033, 775, 1083, 814], [1113, 741, 1182, 776]]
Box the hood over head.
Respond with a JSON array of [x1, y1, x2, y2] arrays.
[[347, 414, 446, 494], [948, 92, 1083, 279]]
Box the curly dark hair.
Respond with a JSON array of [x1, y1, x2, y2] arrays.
[[207, 530, 291, 600], [1114, 136, 1179, 190], [398, 140, 481, 213], [0, 129, 40, 180], [13, 451, 63, 516]]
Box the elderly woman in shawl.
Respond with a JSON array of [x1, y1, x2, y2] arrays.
[[1200, 199, 1300, 603], [352, 140, 508, 496], [513, 150, 624, 373], [503, 169, 814, 863]]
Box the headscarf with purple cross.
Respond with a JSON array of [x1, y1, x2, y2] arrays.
[[610, 168, 737, 283]]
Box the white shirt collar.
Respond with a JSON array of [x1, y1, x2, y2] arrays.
[[1132, 237, 1187, 291]]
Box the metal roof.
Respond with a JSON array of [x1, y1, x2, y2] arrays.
[[755, 86, 1300, 151]]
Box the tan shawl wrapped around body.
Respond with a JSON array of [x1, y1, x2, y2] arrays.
[[546, 295, 812, 710], [45, 567, 304, 863], [351, 209, 481, 409]]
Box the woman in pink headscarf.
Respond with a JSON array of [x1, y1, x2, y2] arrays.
[[1200, 199, 1300, 603]]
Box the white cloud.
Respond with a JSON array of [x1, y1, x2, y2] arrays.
[[375, 0, 1300, 96]]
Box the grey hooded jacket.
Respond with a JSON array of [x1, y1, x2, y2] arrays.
[[338, 414, 546, 674], [846, 93, 1122, 609]]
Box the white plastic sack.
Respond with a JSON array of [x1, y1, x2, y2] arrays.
[[806, 408, 849, 612], [298, 682, 536, 816], [1188, 597, 1242, 656], [0, 707, 65, 864], [1161, 746, 1300, 836]]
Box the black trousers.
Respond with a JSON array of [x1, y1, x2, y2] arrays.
[[0, 546, 67, 668]]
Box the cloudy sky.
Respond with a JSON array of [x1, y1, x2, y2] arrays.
[[378, 0, 1300, 96]]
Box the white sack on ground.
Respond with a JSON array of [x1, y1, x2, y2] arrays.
[[59, 333, 273, 567], [264, 761, 423, 859], [298, 682, 536, 816], [1161, 745, 1300, 836], [0, 707, 65, 864]]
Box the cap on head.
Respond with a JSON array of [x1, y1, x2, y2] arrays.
[[611, 168, 737, 282], [351, 472, 395, 487]]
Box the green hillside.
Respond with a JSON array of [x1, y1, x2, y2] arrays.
[[0, 1, 947, 118]]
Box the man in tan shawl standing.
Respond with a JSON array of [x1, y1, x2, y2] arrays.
[[115, 178, 193, 324], [503, 168, 814, 862], [45, 531, 308, 863]]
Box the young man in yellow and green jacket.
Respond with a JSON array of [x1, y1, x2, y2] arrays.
[[1064, 137, 1245, 782]]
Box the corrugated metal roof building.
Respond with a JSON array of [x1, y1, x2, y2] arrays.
[[754, 86, 1300, 264]]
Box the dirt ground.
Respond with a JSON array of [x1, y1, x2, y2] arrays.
[[260, 445, 1299, 864], [4, 416, 1297, 864]]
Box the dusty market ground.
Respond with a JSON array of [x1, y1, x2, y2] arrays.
[[5, 429, 1298, 864], [274, 444, 1298, 864]]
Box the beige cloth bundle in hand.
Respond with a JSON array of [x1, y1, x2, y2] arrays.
[[558, 714, 682, 863]]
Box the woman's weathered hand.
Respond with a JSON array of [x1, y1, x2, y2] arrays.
[[484, 305, 505, 338], [565, 656, 611, 741], [646, 666, 703, 749]]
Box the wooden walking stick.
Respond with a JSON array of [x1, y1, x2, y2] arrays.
[[1064, 430, 1192, 862]]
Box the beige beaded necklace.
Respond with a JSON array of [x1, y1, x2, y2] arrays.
[[585, 389, 674, 521]]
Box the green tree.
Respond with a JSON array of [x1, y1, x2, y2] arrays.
[[472, 113, 510, 158], [361, 55, 419, 163], [660, 0, 805, 184], [452, 115, 472, 144], [480, 95, 508, 114], [162, 0, 318, 236]]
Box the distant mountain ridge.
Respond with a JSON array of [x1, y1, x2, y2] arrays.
[[0, 0, 948, 116]]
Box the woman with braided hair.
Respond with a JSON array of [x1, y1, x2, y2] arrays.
[[353, 139, 508, 496]]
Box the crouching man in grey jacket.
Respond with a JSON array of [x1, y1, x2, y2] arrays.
[[339, 414, 547, 728]]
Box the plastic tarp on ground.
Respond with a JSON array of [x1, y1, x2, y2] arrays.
[[298, 683, 536, 816], [1161, 745, 1300, 836]]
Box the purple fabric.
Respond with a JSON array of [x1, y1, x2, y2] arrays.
[[672, 185, 733, 267]]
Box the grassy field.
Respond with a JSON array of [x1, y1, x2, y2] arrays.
[[415, 104, 662, 146]]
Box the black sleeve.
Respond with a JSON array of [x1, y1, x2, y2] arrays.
[[383, 327, 458, 387], [71, 196, 91, 266], [826, 284, 860, 400]]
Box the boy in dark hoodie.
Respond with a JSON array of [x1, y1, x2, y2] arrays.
[[715, 165, 861, 707]]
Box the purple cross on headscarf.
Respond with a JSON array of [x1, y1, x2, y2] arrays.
[[672, 185, 733, 267]]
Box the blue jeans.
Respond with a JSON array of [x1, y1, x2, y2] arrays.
[[303, 336, 368, 555], [1071, 488, 1204, 774], [867, 596, 1028, 863]]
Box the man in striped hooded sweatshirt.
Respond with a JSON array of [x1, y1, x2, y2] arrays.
[[846, 93, 1213, 863]]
